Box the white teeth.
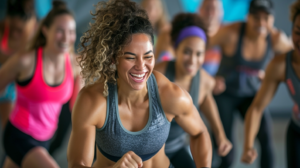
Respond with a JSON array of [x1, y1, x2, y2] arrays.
[[130, 73, 145, 78]]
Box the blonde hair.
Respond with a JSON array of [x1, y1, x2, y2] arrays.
[[290, 0, 300, 22], [78, 0, 153, 96]]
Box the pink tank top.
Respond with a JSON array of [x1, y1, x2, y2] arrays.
[[10, 47, 74, 141]]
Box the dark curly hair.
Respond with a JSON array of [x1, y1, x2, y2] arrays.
[[170, 13, 208, 46], [78, 0, 154, 96]]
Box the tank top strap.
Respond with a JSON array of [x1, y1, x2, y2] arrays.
[[189, 70, 200, 107], [165, 61, 176, 82], [33, 47, 44, 83], [235, 22, 246, 57]]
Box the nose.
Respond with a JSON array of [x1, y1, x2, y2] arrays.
[[62, 30, 68, 42], [187, 52, 197, 65], [135, 57, 145, 70]]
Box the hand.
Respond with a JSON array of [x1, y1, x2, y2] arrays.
[[217, 138, 232, 156], [113, 151, 143, 168], [267, 15, 275, 33], [241, 148, 257, 164], [213, 76, 226, 95], [257, 70, 265, 81]]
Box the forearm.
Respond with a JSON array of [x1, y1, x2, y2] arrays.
[[190, 130, 212, 168], [200, 97, 227, 142], [244, 107, 264, 150], [201, 107, 226, 142]]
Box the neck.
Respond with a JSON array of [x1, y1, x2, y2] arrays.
[[174, 61, 194, 83], [43, 45, 65, 63], [117, 79, 148, 106]]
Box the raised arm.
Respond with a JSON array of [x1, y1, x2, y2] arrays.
[[270, 28, 293, 54], [241, 54, 286, 164], [155, 71, 212, 167], [199, 70, 232, 157]]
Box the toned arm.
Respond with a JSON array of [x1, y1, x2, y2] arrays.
[[154, 71, 212, 167], [242, 54, 286, 164]]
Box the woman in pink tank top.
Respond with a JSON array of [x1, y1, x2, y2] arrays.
[[0, 0, 37, 131], [0, 1, 82, 168]]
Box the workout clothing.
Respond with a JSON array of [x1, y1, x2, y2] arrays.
[[216, 22, 273, 97], [285, 51, 300, 168], [203, 47, 221, 76], [164, 61, 199, 168], [9, 47, 74, 141], [213, 22, 274, 168], [3, 121, 50, 166], [285, 51, 300, 126], [96, 74, 170, 162]]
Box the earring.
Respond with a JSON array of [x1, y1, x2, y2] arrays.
[[110, 63, 116, 70]]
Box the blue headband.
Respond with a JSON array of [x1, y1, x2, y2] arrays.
[[174, 26, 207, 48]]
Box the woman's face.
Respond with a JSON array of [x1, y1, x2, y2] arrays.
[[247, 11, 274, 37], [175, 36, 206, 76], [142, 0, 163, 27], [43, 14, 76, 54], [292, 15, 300, 54], [8, 16, 36, 43], [117, 33, 154, 90]]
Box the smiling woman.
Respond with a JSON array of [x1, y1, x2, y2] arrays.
[[0, 1, 82, 168], [67, 0, 212, 168]]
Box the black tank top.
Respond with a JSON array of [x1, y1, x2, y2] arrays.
[[164, 61, 200, 153], [285, 51, 300, 126], [216, 22, 273, 97]]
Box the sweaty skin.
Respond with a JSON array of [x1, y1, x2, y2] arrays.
[[67, 34, 212, 168]]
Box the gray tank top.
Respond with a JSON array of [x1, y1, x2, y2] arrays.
[[216, 22, 273, 97], [285, 51, 300, 126], [96, 74, 170, 162], [164, 61, 200, 153]]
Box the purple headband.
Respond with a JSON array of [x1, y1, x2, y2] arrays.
[[174, 26, 207, 48]]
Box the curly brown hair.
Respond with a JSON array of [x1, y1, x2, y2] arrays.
[[291, 0, 300, 23], [78, 0, 154, 96]]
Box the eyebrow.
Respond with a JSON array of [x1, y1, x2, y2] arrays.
[[124, 50, 153, 56]]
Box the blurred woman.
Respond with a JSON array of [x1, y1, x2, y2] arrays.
[[0, 1, 81, 167], [242, 1, 300, 168], [67, 1, 212, 168], [0, 0, 36, 129], [155, 13, 232, 168], [209, 0, 293, 167]]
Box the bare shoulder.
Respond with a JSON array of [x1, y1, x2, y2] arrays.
[[72, 80, 107, 128], [154, 61, 169, 75], [152, 71, 192, 116], [201, 69, 215, 91], [14, 50, 36, 69]]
